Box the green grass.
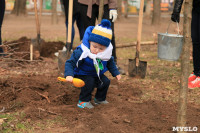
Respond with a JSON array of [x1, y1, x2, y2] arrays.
[[0, 112, 66, 133], [0, 112, 34, 133]]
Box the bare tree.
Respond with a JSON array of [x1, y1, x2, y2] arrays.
[[117, 0, 122, 19], [177, 0, 192, 130], [124, 0, 128, 18], [151, 0, 160, 25], [144, 0, 152, 18], [51, 0, 58, 24], [11, 0, 26, 16]]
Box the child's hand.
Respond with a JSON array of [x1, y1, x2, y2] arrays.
[[66, 76, 73, 83], [116, 75, 121, 80]]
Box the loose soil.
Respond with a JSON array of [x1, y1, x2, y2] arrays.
[[0, 14, 199, 133]]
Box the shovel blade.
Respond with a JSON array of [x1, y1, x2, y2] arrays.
[[128, 58, 147, 79], [31, 38, 44, 59], [57, 42, 72, 75], [58, 50, 72, 75]]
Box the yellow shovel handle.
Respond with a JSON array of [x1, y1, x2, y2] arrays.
[[57, 77, 85, 88], [57, 77, 67, 82]]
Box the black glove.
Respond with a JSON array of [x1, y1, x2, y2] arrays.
[[171, 12, 180, 23]]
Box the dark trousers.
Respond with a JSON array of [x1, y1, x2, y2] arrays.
[[191, 9, 200, 76], [79, 4, 117, 62], [0, 0, 5, 53], [75, 74, 110, 102], [65, 12, 85, 49]]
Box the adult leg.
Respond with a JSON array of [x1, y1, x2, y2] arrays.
[[95, 74, 110, 101], [102, 5, 117, 62], [79, 4, 99, 31], [75, 13, 85, 40], [0, 0, 5, 53], [191, 10, 200, 76], [75, 75, 96, 102]]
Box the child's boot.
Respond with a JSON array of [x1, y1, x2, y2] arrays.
[[77, 100, 94, 109], [94, 98, 109, 104]]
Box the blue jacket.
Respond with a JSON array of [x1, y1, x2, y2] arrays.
[[64, 26, 120, 77]]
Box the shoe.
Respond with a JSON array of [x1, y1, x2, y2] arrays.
[[94, 98, 109, 104], [77, 100, 94, 109], [188, 73, 197, 82], [188, 77, 200, 89]]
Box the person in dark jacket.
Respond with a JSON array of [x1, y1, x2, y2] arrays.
[[171, 0, 200, 88], [61, 0, 85, 49], [64, 19, 121, 109], [0, 0, 5, 54]]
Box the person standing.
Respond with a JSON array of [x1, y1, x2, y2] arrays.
[[61, 0, 85, 49], [0, 0, 5, 53], [78, 0, 125, 74], [171, 0, 200, 88]]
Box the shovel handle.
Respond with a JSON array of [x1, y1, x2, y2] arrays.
[[34, 0, 40, 35], [57, 77, 85, 87], [67, 0, 73, 44], [57, 77, 67, 82], [98, 0, 104, 24], [135, 0, 144, 58]]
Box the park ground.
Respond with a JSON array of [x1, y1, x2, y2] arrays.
[[0, 13, 200, 133]]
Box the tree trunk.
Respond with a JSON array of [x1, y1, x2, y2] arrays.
[[11, 0, 26, 16], [144, 0, 151, 18], [117, 0, 122, 19], [124, 0, 128, 18], [151, 0, 160, 25], [177, 0, 192, 131], [51, 0, 58, 24]]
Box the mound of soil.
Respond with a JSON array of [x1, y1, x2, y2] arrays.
[[3, 37, 65, 59]]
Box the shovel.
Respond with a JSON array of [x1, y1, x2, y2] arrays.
[[128, 0, 147, 79], [58, 0, 73, 74], [30, 0, 43, 60]]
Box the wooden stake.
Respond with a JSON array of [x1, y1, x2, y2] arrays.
[[30, 43, 33, 61]]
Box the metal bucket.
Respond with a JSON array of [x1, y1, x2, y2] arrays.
[[157, 23, 183, 61]]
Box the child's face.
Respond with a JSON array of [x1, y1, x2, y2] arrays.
[[90, 42, 106, 54]]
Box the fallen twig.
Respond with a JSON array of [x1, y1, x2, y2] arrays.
[[116, 41, 157, 48], [0, 41, 31, 47], [38, 107, 58, 115], [35, 91, 50, 103], [53, 93, 66, 100], [0, 52, 30, 55], [2, 58, 41, 62]]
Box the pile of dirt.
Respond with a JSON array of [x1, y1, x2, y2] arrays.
[[3, 37, 65, 59]]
